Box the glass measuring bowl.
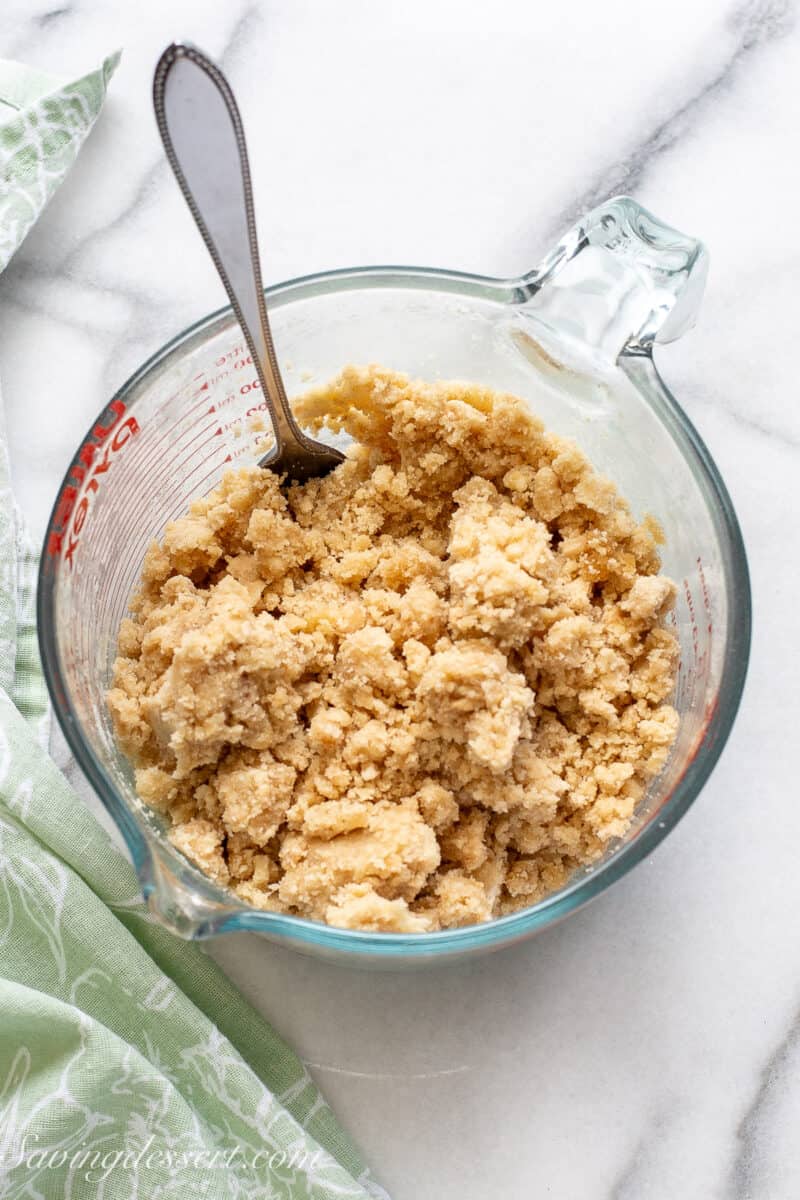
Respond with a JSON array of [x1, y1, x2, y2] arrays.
[[38, 196, 750, 965]]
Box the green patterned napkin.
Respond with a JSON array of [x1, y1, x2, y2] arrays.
[[0, 52, 120, 271], [0, 56, 385, 1200]]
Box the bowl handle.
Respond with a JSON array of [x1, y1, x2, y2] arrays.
[[515, 195, 708, 361]]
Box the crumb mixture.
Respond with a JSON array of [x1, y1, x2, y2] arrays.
[[108, 366, 679, 932]]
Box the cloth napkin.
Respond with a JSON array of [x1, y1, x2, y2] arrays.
[[0, 55, 385, 1200]]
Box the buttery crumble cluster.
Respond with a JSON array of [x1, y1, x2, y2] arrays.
[[108, 366, 679, 932]]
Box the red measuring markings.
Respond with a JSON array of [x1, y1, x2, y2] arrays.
[[94, 379, 236, 571], [130, 441, 227, 542], [678, 573, 712, 715], [87, 389, 224, 556], [191, 453, 230, 493], [245, 397, 272, 419], [683, 578, 699, 660], [141, 419, 223, 499], [697, 555, 713, 636], [127, 383, 216, 469], [221, 417, 244, 434], [102, 434, 229, 622], [215, 343, 246, 366], [108, 426, 224, 562], [92, 400, 220, 537], [47, 400, 140, 566], [207, 391, 236, 414], [678, 578, 698, 713], [203, 369, 232, 388]]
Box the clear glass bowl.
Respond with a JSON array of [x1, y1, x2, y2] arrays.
[[38, 197, 751, 965]]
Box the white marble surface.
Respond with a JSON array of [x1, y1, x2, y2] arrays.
[[1, 1, 798, 1197]]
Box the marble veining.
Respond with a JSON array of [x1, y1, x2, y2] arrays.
[[1, 2, 798, 1197], [543, 0, 796, 242], [729, 1005, 800, 1199]]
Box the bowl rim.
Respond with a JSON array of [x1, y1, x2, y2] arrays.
[[37, 261, 752, 956]]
